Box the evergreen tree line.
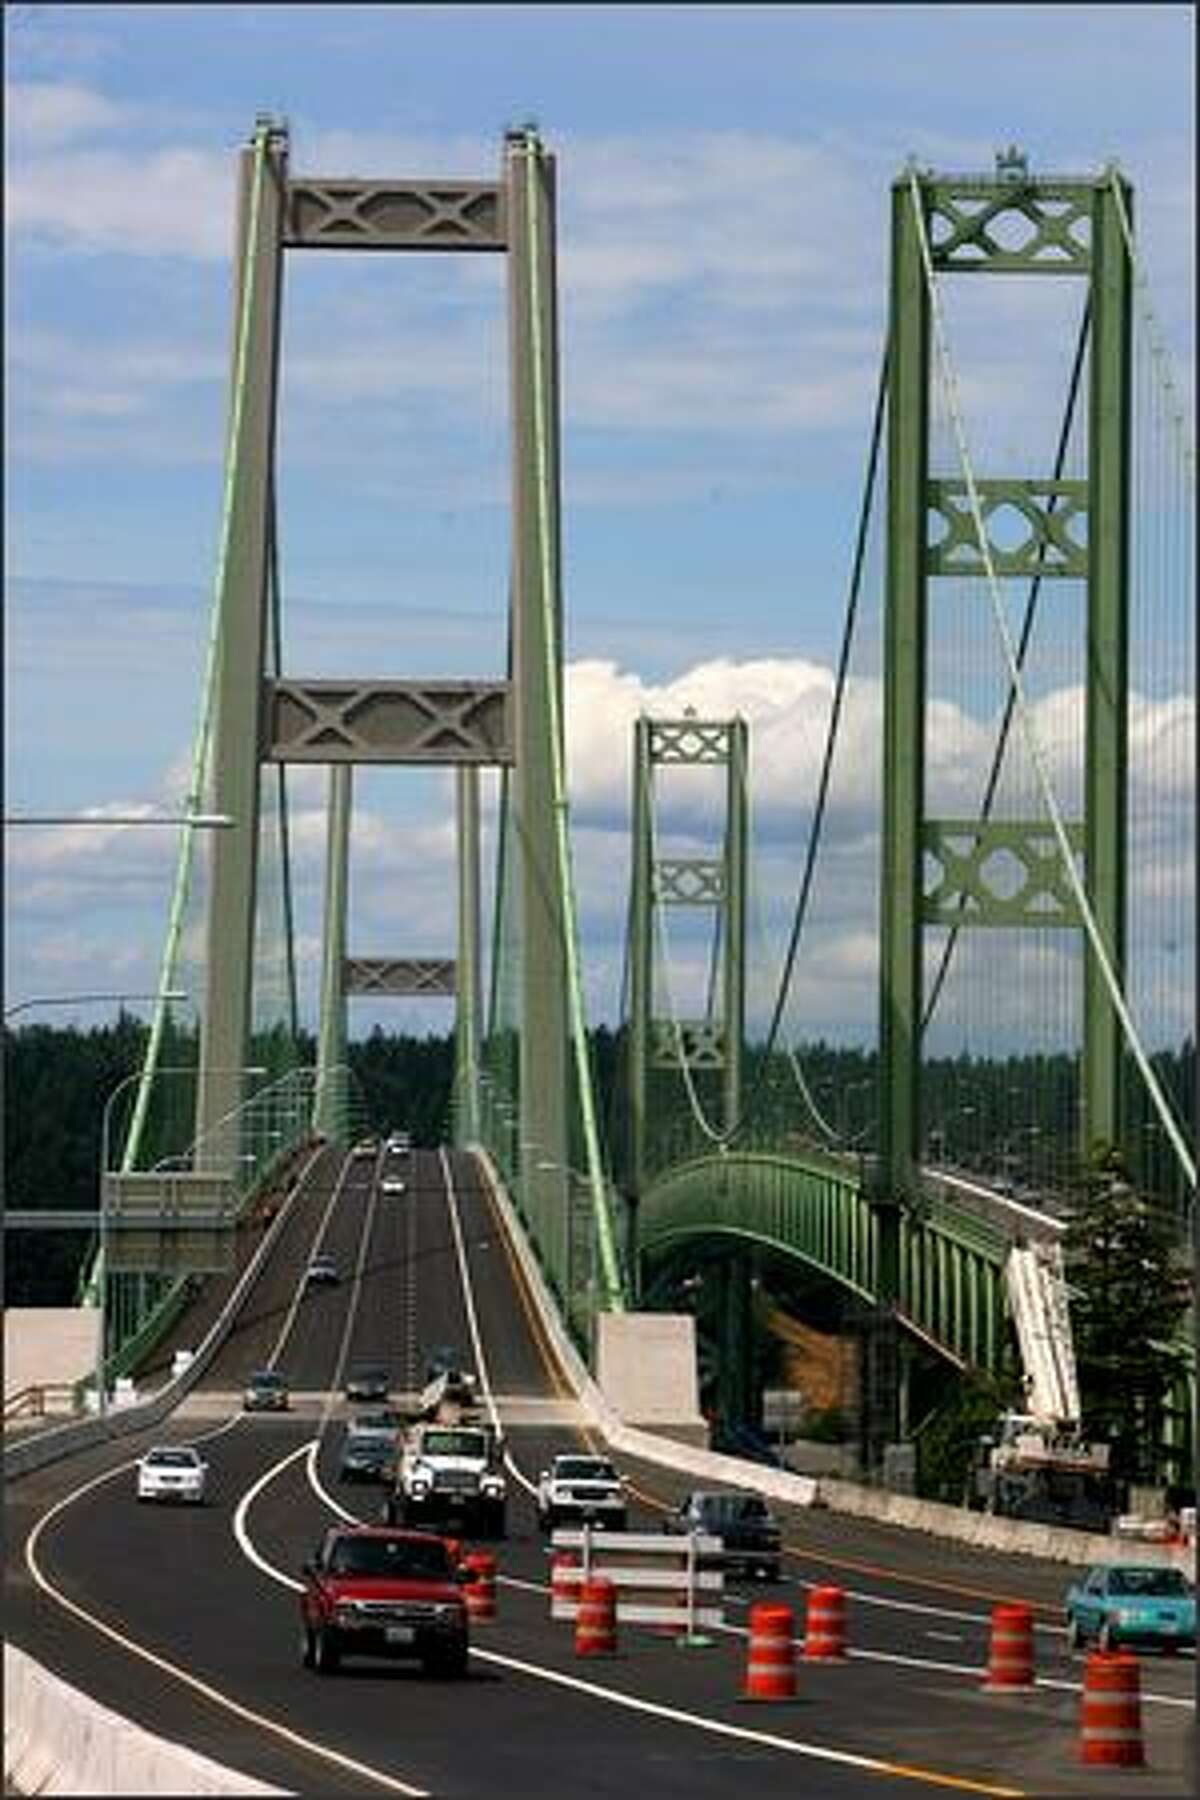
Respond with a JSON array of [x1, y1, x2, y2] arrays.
[[5, 1019, 1193, 1497]]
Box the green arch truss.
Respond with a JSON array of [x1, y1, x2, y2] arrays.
[[638, 1150, 1012, 1374]]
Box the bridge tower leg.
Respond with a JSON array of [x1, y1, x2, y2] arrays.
[[194, 122, 564, 1204], [716, 1253, 756, 1436], [455, 766, 482, 1148], [314, 764, 351, 1143], [627, 714, 749, 1271], [195, 120, 288, 1169], [878, 151, 1132, 1468], [507, 128, 570, 1283]]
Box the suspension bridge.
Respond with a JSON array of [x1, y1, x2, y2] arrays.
[[54, 122, 1195, 1484]]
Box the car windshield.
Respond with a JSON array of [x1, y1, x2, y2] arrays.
[[558, 1459, 616, 1481], [328, 1537, 450, 1579], [423, 1430, 486, 1457], [251, 1372, 284, 1389], [351, 1368, 386, 1383], [146, 1448, 198, 1467], [693, 1495, 769, 1522], [1107, 1568, 1191, 1598]]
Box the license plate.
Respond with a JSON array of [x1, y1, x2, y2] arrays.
[[385, 1625, 415, 1646]]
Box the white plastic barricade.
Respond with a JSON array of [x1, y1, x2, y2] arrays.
[[550, 1528, 724, 1634]]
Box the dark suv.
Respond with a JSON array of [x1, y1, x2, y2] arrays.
[[664, 1490, 782, 1581], [300, 1526, 472, 1676]]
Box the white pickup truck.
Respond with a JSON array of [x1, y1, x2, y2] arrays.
[[536, 1453, 627, 1534]]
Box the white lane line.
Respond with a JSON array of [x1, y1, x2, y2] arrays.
[[438, 1147, 538, 1500], [232, 1441, 316, 1587], [25, 1431, 429, 1797], [319, 1174, 384, 1435], [491, 1572, 1195, 1711], [305, 1437, 364, 1526], [267, 1153, 355, 1367], [465, 1646, 1024, 1797], [231, 1487, 1018, 1797]]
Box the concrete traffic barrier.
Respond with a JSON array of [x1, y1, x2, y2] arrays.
[[3, 1643, 286, 1794]]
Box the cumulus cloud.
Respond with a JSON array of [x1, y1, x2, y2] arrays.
[[6, 648, 1192, 1044]]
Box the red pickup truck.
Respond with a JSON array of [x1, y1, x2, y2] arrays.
[[300, 1525, 472, 1676]]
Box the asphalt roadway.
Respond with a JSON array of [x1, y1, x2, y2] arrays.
[[6, 1144, 1196, 1797]]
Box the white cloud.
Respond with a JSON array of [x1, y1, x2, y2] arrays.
[[6, 145, 235, 257], [5, 80, 129, 147]]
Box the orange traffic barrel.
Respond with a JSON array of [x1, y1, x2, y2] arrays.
[[744, 1602, 796, 1700], [981, 1602, 1035, 1691], [551, 1551, 580, 1618], [463, 1551, 497, 1623], [575, 1576, 617, 1657], [1079, 1651, 1145, 1767], [803, 1585, 847, 1661]]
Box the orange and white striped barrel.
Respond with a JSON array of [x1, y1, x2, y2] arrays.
[[575, 1576, 617, 1657], [463, 1550, 497, 1623], [981, 1602, 1034, 1691], [803, 1585, 847, 1661], [744, 1602, 796, 1700], [1079, 1651, 1144, 1767]]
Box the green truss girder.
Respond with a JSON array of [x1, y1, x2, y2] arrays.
[[922, 819, 1084, 927], [648, 719, 733, 763], [655, 859, 725, 904], [638, 1151, 1010, 1374], [649, 1018, 725, 1070], [926, 478, 1088, 578], [925, 177, 1093, 274]]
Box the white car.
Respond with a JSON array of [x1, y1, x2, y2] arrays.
[[381, 1174, 407, 1196], [136, 1444, 208, 1504]]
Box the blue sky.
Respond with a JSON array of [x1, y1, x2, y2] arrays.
[[5, 4, 1194, 1051]]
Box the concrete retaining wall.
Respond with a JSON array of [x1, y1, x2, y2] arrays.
[[4, 1309, 99, 1402], [4, 1643, 287, 1796]]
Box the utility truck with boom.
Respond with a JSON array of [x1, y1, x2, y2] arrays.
[[968, 1241, 1115, 1530]]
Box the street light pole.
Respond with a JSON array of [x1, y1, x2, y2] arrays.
[[94, 1060, 266, 1417], [5, 989, 186, 1023]]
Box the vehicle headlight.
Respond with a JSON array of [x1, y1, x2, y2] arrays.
[[1112, 1608, 1137, 1625], [410, 1478, 430, 1498], [335, 1604, 359, 1627], [435, 1602, 466, 1624], [482, 1475, 505, 1497]]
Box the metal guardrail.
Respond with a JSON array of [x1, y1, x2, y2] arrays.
[[3, 1383, 81, 1423]]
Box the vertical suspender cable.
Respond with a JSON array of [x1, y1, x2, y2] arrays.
[[908, 172, 1194, 1191], [922, 300, 1092, 1031]]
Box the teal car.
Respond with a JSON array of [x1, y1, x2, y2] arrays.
[[1065, 1562, 1195, 1654]]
